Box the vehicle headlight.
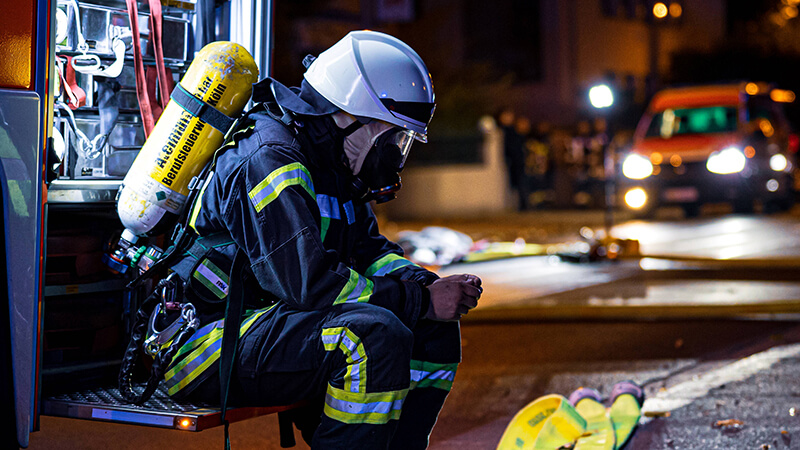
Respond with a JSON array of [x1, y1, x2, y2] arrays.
[[622, 154, 653, 180], [770, 153, 788, 172], [706, 147, 746, 174]]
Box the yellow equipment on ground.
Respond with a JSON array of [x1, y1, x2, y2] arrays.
[[496, 394, 587, 449], [497, 381, 644, 449]]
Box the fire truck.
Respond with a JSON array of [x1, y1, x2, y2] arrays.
[[0, 1, 279, 447]]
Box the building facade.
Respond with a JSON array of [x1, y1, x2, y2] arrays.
[[266, 0, 728, 217]]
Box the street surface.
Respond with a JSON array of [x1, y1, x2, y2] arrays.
[[434, 318, 800, 449], [27, 207, 800, 449], [30, 318, 800, 449], [432, 207, 800, 449]]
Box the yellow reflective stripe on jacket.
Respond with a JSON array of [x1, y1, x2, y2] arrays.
[[365, 253, 417, 277], [192, 258, 230, 299], [333, 269, 373, 305], [410, 360, 458, 391], [321, 327, 367, 393], [164, 305, 275, 396], [324, 384, 407, 425], [188, 171, 213, 232], [188, 123, 255, 231], [248, 162, 315, 213]]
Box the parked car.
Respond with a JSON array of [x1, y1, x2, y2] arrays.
[[617, 82, 798, 217]]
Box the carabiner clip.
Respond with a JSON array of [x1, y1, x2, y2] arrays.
[[161, 272, 181, 309], [144, 302, 197, 357]]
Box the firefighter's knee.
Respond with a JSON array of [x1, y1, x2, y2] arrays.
[[323, 303, 413, 391]]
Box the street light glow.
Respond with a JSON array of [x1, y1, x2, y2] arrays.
[[767, 179, 780, 192], [653, 2, 668, 19], [589, 84, 614, 109], [625, 188, 648, 209], [770, 154, 788, 172]]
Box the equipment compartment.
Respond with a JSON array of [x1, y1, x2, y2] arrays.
[[57, 0, 193, 62]]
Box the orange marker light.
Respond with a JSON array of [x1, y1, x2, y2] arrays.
[[669, 3, 683, 18], [771, 89, 796, 103], [759, 119, 775, 138], [650, 152, 663, 165], [744, 146, 756, 158], [745, 83, 759, 95]]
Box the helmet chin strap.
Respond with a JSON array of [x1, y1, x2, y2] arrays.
[[341, 120, 364, 136]]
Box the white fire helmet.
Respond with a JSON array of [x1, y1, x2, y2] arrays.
[[304, 30, 436, 143]]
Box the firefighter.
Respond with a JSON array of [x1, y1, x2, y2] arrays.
[[159, 30, 482, 449]]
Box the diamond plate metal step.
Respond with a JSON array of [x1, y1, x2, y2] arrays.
[[43, 384, 298, 431]]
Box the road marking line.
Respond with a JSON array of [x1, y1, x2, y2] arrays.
[[642, 342, 800, 414]]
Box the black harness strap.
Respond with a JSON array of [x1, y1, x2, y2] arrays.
[[171, 83, 236, 133], [125, 106, 260, 291], [186, 231, 235, 256], [220, 248, 248, 450]]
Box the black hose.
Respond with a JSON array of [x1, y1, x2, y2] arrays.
[[118, 286, 160, 404]]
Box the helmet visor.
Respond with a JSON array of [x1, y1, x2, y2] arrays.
[[380, 99, 436, 124], [390, 129, 416, 169], [380, 99, 436, 141]]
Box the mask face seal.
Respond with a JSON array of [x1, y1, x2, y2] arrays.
[[354, 128, 416, 203]]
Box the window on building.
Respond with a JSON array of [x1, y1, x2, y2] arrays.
[[464, 0, 542, 82]]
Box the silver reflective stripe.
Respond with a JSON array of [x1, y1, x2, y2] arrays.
[[321, 333, 340, 347], [342, 335, 358, 354], [349, 363, 362, 393], [322, 331, 359, 354], [325, 395, 404, 416], [249, 163, 315, 212], [195, 262, 229, 295], [343, 275, 369, 303], [334, 269, 373, 305], [411, 368, 456, 382], [372, 259, 413, 276]]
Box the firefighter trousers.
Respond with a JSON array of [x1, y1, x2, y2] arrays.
[[189, 301, 462, 449]]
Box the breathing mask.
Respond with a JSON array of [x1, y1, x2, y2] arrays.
[[355, 127, 415, 203], [334, 113, 416, 203]]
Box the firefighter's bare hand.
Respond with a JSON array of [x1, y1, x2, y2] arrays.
[[424, 274, 483, 321]]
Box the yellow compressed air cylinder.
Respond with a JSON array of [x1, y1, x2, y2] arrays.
[[117, 41, 258, 237]]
